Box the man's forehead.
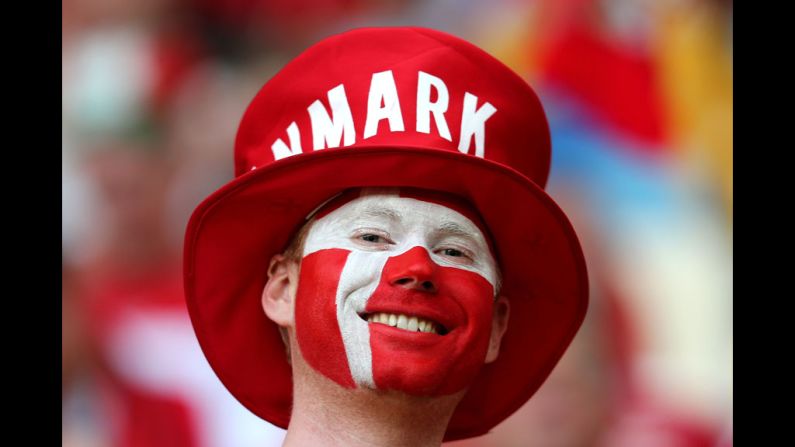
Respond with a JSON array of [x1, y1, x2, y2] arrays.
[[314, 187, 485, 225], [324, 189, 484, 230], [308, 188, 499, 259], [350, 197, 481, 237]]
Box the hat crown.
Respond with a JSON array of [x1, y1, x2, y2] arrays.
[[234, 27, 551, 188]]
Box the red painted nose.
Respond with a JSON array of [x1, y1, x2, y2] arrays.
[[385, 246, 438, 293]]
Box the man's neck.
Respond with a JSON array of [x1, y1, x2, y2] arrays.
[[284, 357, 464, 447]]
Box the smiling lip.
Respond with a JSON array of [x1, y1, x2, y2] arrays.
[[359, 312, 449, 335]]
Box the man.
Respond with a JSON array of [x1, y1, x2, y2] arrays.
[[184, 27, 588, 445]]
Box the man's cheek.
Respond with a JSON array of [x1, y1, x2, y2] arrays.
[[294, 249, 356, 388], [445, 274, 495, 389]]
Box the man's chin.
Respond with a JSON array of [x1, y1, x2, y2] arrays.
[[352, 383, 469, 406], [369, 328, 489, 396], [296, 344, 477, 400]]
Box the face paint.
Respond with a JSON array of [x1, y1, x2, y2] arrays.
[[293, 189, 499, 396]]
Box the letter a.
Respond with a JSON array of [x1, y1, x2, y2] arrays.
[[363, 70, 405, 139]]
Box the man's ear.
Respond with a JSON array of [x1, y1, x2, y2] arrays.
[[261, 254, 300, 327], [485, 295, 510, 364]]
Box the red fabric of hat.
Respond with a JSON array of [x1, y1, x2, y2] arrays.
[[184, 26, 588, 441]]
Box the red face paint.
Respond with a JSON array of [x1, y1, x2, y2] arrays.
[[366, 246, 495, 395], [294, 248, 356, 388]]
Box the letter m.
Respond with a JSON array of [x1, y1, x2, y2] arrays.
[[308, 84, 356, 150]]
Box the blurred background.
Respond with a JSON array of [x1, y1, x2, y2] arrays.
[[62, 0, 732, 446]]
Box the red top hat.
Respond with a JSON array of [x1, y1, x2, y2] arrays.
[[184, 26, 588, 441]]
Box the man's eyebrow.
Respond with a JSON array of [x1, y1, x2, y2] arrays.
[[359, 206, 402, 222], [436, 220, 476, 238]]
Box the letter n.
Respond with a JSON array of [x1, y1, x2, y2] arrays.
[[271, 122, 303, 160]]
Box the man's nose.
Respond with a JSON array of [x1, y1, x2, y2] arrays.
[[385, 246, 438, 293]]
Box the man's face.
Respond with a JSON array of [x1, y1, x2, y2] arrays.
[[292, 189, 500, 396]]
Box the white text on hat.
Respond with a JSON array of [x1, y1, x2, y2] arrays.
[[271, 70, 497, 161]]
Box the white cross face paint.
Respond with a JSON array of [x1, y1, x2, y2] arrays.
[[292, 189, 500, 395]]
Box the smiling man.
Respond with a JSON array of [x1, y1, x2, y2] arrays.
[[261, 188, 510, 445], [184, 27, 589, 446]]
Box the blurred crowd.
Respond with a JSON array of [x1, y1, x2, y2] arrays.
[[62, 0, 733, 446]]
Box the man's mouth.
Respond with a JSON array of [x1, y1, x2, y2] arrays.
[[359, 312, 449, 335]]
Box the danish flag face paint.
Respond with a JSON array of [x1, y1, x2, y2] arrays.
[[293, 189, 499, 396]]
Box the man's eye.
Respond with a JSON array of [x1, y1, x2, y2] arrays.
[[361, 234, 381, 243], [441, 248, 464, 257], [437, 247, 474, 262], [352, 230, 393, 247]]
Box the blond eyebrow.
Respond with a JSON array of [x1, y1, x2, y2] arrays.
[[360, 206, 402, 222], [436, 220, 476, 239]]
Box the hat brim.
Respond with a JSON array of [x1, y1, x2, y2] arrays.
[[184, 146, 588, 441]]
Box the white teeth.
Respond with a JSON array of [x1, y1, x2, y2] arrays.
[[396, 314, 408, 330], [407, 316, 418, 332], [367, 313, 441, 334]]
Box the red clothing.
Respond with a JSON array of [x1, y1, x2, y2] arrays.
[[72, 257, 200, 447], [63, 367, 197, 447]]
